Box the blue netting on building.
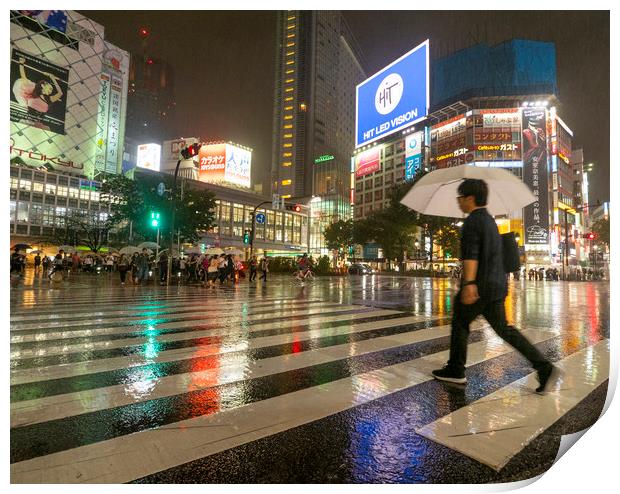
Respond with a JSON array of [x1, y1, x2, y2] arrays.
[[431, 39, 557, 108]]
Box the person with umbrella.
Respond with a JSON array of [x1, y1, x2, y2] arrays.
[[34, 252, 42, 274], [10, 247, 24, 276], [430, 179, 556, 393], [135, 248, 150, 285], [117, 254, 130, 286]]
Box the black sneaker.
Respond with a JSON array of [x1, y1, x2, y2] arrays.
[[535, 363, 557, 393], [432, 367, 467, 384]]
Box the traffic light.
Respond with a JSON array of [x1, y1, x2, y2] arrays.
[[243, 230, 251, 245], [284, 203, 302, 213], [180, 143, 202, 160], [150, 211, 160, 228]]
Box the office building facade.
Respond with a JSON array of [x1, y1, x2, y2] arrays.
[[271, 10, 366, 254]]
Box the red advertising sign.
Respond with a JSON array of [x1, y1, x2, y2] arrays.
[[355, 148, 381, 177], [198, 143, 226, 183]]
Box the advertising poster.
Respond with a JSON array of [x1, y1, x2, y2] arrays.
[[18, 10, 68, 32], [10, 48, 69, 135], [356, 40, 429, 147], [198, 143, 227, 183], [522, 108, 550, 245], [405, 131, 423, 179], [94, 74, 110, 173], [355, 147, 381, 177], [224, 144, 252, 188], [137, 143, 161, 171]]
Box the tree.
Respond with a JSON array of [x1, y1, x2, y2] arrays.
[[46, 209, 115, 253], [324, 219, 355, 264], [591, 218, 609, 247], [100, 174, 217, 245]]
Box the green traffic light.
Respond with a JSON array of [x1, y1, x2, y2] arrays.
[[150, 211, 160, 228]]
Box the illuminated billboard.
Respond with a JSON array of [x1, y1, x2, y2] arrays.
[[355, 40, 429, 148], [405, 131, 423, 179], [136, 143, 161, 171], [162, 137, 200, 162], [198, 142, 252, 188], [522, 108, 550, 245], [355, 147, 381, 177]]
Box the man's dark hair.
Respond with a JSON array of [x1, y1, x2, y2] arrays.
[[458, 179, 488, 206]]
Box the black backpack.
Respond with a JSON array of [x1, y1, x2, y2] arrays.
[[501, 232, 521, 273]]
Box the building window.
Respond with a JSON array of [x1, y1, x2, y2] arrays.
[[283, 152, 293, 157], [286, 33, 295, 38], [286, 42, 295, 47], [45, 183, 56, 195], [283, 143, 293, 148], [283, 133, 293, 139], [285, 69, 295, 74], [284, 87, 294, 92], [287, 24, 296, 29], [285, 78, 294, 83], [282, 162, 292, 167], [284, 107, 293, 111], [284, 97, 293, 102], [281, 179, 292, 185], [286, 51, 295, 56], [284, 115, 293, 120]]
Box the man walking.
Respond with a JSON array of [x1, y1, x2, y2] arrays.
[[432, 179, 556, 393], [135, 248, 150, 285], [259, 255, 269, 282], [249, 255, 258, 282]]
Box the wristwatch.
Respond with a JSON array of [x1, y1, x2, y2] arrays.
[[462, 280, 477, 286]]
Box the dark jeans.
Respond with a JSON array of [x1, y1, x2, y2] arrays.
[[119, 268, 128, 283], [447, 291, 549, 374], [259, 270, 267, 281], [249, 267, 257, 281]]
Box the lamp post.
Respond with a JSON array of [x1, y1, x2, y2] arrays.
[[166, 158, 182, 286], [249, 201, 272, 259]]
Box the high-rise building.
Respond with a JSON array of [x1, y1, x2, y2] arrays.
[[271, 11, 366, 254]]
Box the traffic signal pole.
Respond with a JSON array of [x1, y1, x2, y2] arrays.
[[249, 200, 271, 259], [166, 158, 182, 286]]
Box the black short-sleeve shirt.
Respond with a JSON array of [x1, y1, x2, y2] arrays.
[[460, 207, 507, 301]]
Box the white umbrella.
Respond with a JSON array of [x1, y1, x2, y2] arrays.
[[184, 246, 202, 255], [137, 241, 160, 250], [400, 165, 536, 218], [205, 247, 224, 255], [224, 248, 244, 256], [119, 246, 141, 255]]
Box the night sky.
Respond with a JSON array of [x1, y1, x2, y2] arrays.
[[83, 10, 609, 203]]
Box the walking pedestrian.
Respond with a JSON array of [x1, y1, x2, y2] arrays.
[[105, 254, 114, 273], [118, 254, 130, 286], [218, 254, 228, 284], [34, 253, 42, 273], [225, 254, 235, 283], [207, 256, 219, 286], [259, 255, 269, 281], [135, 248, 150, 285], [42, 255, 51, 273], [49, 249, 65, 281], [158, 253, 168, 285], [249, 255, 258, 281], [431, 179, 556, 393], [10, 248, 23, 275]]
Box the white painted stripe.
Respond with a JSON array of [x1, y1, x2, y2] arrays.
[[10, 306, 372, 343], [9, 329, 556, 483], [9, 312, 430, 384], [10, 297, 325, 319], [9, 304, 359, 331], [415, 339, 610, 471], [10, 309, 402, 359], [9, 307, 381, 344], [10, 294, 319, 314], [11, 318, 489, 427]]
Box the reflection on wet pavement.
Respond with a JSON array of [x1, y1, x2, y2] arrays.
[[9, 272, 609, 483]]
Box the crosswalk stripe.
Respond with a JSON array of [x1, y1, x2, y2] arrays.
[[10, 296, 325, 319], [9, 304, 360, 332], [9, 312, 435, 385], [10, 318, 488, 427], [9, 301, 346, 330], [10, 309, 402, 359], [415, 339, 610, 471], [10, 293, 309, 313], [9, 328, 557, 483], [9, 307, 389, 345]]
